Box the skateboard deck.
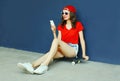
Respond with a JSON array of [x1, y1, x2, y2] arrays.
[[72, 58, 87, 65]]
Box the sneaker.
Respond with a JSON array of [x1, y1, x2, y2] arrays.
[[17, 62, 34, 74], [34, 65, 48, 74]]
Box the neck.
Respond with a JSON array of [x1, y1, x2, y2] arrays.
[[66, 20, 71, 24], [66, 20, 72, 30]]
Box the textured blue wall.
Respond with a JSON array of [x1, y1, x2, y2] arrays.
[[0, 0, 120, 64]]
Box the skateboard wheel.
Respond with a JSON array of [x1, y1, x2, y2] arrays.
[[77, 60, 81, 63], [72, 61, 75, 65]]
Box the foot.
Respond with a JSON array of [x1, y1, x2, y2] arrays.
[[83, 56, 89, 61], [17, 62, 34, 74], [34, 65, 48, 75]]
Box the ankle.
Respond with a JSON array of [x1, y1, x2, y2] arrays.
[[32, 63, 39, 68], [41, 63, 48, 66]]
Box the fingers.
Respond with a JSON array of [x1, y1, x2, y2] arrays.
[[51, 26, 56, 32], [83, 55, 89, 61]]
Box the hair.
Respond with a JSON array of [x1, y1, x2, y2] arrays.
[[61, 12, 77, 28]]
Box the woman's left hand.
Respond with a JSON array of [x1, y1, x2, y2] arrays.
[[82, 55, 89, 61]]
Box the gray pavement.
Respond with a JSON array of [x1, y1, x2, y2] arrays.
[[0, 47, 120, 81]]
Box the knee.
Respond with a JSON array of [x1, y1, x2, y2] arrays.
[[53, 38, 59, 44], [54, 38, 61, 44], [53, 38, 58, 41]]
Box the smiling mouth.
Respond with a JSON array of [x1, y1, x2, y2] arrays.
[[63, 16, 67, 19]]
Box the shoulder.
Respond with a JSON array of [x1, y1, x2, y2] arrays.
[[76, 21, 83, 26], [75, 21, 84, 31], [57, 24, 63, 30]]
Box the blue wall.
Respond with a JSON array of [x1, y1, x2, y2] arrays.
[[0, 0, 120, 64]]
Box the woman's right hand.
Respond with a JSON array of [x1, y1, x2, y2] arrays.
[[51, 25, 56, 33]]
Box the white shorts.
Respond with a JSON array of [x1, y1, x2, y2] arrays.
[[68, 43, 79, 55]]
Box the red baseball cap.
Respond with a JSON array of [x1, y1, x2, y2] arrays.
[[63, 5, 76, 13]]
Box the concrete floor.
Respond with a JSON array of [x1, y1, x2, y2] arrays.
[[0, 47, 120, 81]]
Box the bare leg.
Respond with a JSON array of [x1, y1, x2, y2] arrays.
[[32, 53, 49, 68], [32, 38, 60, 67], [32, 31, 77, 67], [41, 38, 59, 66], [32, 31, 57, 68], [39, 39, 77, 66], [58, 40, 76, 58]]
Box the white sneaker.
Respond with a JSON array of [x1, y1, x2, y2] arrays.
[[34, 65, 48, 74], [17, 62, 34, 74]]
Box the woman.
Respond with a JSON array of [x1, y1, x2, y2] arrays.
[[17, 5, 89, 75]]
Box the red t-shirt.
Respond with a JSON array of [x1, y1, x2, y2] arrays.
[[57, 21, 84, 44]]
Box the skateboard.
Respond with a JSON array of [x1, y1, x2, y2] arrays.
[[54, 57, 87, 65], [72, 57, 87, 65]]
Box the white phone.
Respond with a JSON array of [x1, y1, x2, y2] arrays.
[[50, 20, 55, 26]]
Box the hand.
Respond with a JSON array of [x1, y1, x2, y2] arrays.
[[82, 55, 89, 61], [50, 25, 56, 33]]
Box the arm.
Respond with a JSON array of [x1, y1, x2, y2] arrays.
[[79, 31, 89, 60], [50, 25, 57, 38], [50, 20, 57, 38], [50, 23, 62, 40], [58, 31, 61, 40], [53, 31, 57, 39]]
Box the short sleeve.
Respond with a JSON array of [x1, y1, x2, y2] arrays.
[[76, 22, 84, 32], [57, 24, 62, 31]]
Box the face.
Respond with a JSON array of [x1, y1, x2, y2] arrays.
[[62, 10, 70, 20]]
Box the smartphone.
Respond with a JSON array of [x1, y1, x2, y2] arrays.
[[50, 20, 55, 26]]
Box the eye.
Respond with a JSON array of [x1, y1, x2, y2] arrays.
[[62, 12, 69, 15]]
